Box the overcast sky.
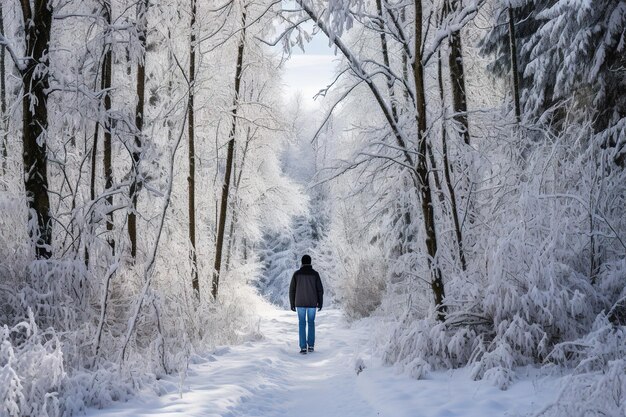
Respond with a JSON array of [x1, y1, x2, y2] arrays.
[[280, 26, 338, 110]]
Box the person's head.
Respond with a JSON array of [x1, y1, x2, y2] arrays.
[[301, 254, 312, 266]]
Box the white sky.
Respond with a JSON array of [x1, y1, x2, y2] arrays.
[[283, 54, 337, 109], [280, 27, 338, 110]]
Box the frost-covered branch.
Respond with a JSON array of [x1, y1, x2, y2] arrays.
[[294, 0, 415, 168], [0, 34, 27, 72], [120, 102, 188, 363], [422, 0, 484, 66]]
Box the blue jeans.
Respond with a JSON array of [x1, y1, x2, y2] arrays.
[[297, 307, 316, 349]]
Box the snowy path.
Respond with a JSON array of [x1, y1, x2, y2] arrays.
[[86, 307, 558, 417]]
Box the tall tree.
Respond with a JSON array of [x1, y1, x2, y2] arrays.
[[0, 3, 6, 174], [85, 20, 110, 266], [213, 6, 248, 299], [525, 0, 625, 135], [413, 0, 446, 321], [432, 2, 468, 271], [188, 0, 199, 295], [103, 1, 116, 253], [1, 0, 55, 258], [224, 125, 254, 271], [375, 0, 398, 121], [444, 0, 470, 144], [478, 2, 551, 122], [129, 0, 149, 259], [294, 0, 447, 320], [438, 48, 467, 271], [508, 7, 521, 123]]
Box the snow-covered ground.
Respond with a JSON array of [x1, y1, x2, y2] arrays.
[[85, 307, 562, 417]]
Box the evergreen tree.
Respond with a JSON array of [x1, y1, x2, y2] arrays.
[[524, 0, 626, 136]]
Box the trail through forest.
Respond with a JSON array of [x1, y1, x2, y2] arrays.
[[1, 1, 623, 416], [85, 307, 560, 417]]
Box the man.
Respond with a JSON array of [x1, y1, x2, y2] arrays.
[[289, 254, 324, 354]]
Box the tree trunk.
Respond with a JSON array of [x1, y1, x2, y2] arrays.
[[20, 0, 54, 259], [128, 0, 149, 259], [401, 7, 409, 105], [90, 102, 100, 203], [224, 154, 238, 273], [508, 7, 521, 123], [188, 0, 199, 295], [378, 0, 431, 251], [103, 2, 115, 254], [445, 0, 470, 145], [414, 0, 446, 321], [375, 0, 398, 121], [0, 3, 7, 174], [224, 210, 236, 271], [86, 46, 107, 267], [212, 7, 247, 300], [225, 126, 252, 271], [438, 49, 467, 271]]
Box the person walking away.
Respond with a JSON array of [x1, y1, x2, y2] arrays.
[[289, 255, 324, 354]]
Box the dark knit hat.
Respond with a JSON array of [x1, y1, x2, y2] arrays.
[[301, 254, 312, 265]]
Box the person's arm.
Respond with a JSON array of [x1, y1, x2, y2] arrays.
[[289, 273, 297, 311], [316, 272, 324, 310]]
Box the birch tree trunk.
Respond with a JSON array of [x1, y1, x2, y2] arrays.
[[212, 6, 247, 300]]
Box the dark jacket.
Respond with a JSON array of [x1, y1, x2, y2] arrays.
[[289, 264, 324, 309]]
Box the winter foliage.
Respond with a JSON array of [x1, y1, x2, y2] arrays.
[[1, 0, 303, 414], [281, 0, 625, 415], [0, 0, 624, 415]]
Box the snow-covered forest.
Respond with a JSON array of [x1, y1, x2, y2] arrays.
[[0, 0, 624, 415]]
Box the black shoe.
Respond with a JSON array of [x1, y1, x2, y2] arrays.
[[300, 348, 307, 354], [308, 346, 314, 352]]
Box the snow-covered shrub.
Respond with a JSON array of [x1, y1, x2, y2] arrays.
[[201, 262, 267, 346], [470, 343, 516, 390], [380, 114, 626, 389], [382, 301, 477, 380], [314, 180, 392, 320], [19, 260, 89, 333], [331, 237, 388, 320], [59, 368, 135, 415], [539, 313, 626, 416], [341, 255, 387, 320], [0, 311, 65, 417], [469, 121, 625, 383]]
